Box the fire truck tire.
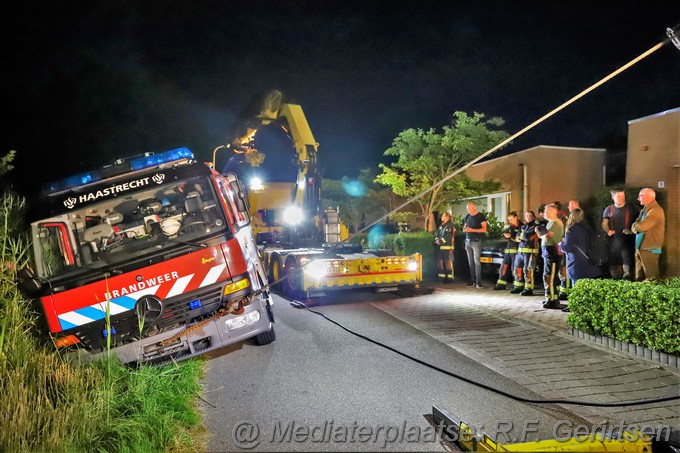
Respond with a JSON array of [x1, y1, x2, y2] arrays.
[[255, 326, 276, 345]]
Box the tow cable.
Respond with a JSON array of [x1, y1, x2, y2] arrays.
[[158, 289, 266, 346], [290, 299, 680, 408]]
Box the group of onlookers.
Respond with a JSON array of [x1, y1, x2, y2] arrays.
[[434, 187, 666, 311]]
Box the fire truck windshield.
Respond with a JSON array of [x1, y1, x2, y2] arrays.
[[31, 175, 229, 279]]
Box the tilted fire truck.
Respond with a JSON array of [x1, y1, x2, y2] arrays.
[[19, 147, 275, 365], [216, 90, 422, 300]]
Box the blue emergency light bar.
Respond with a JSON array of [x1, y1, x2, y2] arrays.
[[127, 147, 194, 171], [43, 147, 195, 194]]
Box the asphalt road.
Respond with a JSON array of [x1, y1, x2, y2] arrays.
[[200, 290, 586, 452]]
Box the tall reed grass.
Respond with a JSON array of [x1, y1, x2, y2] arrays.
[[0, 190, 206, 452]]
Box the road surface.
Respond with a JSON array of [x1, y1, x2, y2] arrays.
[[200, 290, 586, 451]]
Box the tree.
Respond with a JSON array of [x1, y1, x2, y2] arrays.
[[321, 168, 392, 233], [375, 112, 508, 230], [0, 151, 16, 179]]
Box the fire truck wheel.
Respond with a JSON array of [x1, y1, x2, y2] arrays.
[[255, 326, 276, 345]]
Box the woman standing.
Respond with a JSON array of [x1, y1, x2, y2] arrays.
[[559, 208, 603, 311]]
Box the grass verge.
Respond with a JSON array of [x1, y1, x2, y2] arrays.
[[0, 190, 207, 452]]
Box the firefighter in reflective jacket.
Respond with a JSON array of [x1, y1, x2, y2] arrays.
[[510, 211, 540, 296], [435, 212, 456, 283], [494, 211, 522, 290]]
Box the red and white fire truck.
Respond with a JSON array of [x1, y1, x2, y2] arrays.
[[19, 147, 275, 365]]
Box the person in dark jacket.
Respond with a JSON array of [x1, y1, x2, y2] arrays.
[[510, 210, 540, 296], [560, 208, 603, 311], [435, 212, 456, 283]]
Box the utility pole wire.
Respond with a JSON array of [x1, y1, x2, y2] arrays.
[[345, 31, 673, 244]]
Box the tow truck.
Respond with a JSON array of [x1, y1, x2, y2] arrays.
[[18, 148, 275, 365], [214, 90, 422, 299]]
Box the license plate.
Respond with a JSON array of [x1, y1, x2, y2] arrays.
[[480, 257, 493, 263]]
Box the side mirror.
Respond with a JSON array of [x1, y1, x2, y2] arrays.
[[17, 266, 43, 297]]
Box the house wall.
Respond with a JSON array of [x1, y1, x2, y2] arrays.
[[626, 107, 680, 277], [464, 146, 606, 214]]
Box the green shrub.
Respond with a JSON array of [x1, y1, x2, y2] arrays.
[[567, 278, 680, 354]]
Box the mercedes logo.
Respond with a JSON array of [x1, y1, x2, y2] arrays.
[[134, 295, 164, 324]]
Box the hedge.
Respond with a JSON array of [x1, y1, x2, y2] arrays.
[[567, 278, 680, 354]]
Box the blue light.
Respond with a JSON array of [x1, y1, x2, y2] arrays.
[[102, 326, 117, 337], [189, 299, 202, 310], [43, 147, 194, 194], [129, 147, 194, 171], [46, 171, 100, 193]]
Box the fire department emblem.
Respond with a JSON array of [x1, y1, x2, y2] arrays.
[[152, 173, 165, 184], [63, 197, 77, 209]]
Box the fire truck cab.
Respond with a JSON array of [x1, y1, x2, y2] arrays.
[[19, 147, 275, 365]]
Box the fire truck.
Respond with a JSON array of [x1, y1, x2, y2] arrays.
[[216, 90, 422, 299], [18, 147, 275, 365]]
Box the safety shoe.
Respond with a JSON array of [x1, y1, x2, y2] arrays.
[[509, 287, 523, 294], [476, 284, 485, 289], [542, 300, 560, 309], [493, 285, 506, 291], [466, 282, 475, 287], [520, 289, 534, 296], [558, 292, 568, 301]]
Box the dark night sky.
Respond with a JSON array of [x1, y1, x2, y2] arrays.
[[3, 1, 679, 198]]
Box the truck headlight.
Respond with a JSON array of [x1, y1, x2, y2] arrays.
[[408, 261, 419, 271], [224, 310, 261, 332], [306, 261, 328, 280]]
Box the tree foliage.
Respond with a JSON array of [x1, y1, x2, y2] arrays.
[[0, 151, 16, 180], [375, 112, 508, 230], [321, 168, 392, 233]]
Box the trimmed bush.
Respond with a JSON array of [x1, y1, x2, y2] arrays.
[[567, 278, 680, 354]]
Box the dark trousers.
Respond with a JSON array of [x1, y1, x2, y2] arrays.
[[436, 246, 454, 281], [496, 250, 517, 287], [557, 251, 570, 294], [608, 235, 635, 280], [542, 245, 562, 302], [513, 252, 537, 290]]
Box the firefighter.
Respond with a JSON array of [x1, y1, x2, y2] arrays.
[[435, 212, 456, 283], [494, 211, 522, 290], [510, 211, 540, 296], [537, 203, 565, 309]]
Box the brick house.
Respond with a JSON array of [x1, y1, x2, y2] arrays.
[[446, 107, 679, 278], [626, 107, 679, 277], [452, 145, 606, 222]]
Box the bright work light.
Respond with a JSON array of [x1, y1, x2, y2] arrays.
[[249, 177, 264, 191], [283, 206, 303, 225]]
